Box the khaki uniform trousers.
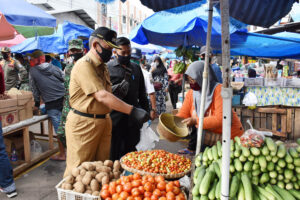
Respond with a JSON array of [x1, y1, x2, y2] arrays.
[[64, 110, 112, 177]]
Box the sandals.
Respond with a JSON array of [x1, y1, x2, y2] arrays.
[[177, 148, 195, 155]]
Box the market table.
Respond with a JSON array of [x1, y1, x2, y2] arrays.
[[2, 115, 59, 176]]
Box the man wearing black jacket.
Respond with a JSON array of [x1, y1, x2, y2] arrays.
[[107, 37, 149, 160]]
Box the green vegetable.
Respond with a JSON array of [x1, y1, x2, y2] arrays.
[[239, 155, 247, 162], [234, 149, 242, 158], [194, 166, 205, 183], [208, 179, 217, 200], [241, 173, 253, 200], [277, 144, 287, 158], [258, 156, 267, 169], [231, 140, 235, 151], [203, 147, 209, 162], [238, 184, 245, 200], [248, 155, 255, 161], [278, 159, 286, 168], [193, 196, 200, 200], [200, 195, 208, 200], [207, 148, 213, 161], [262, 146, 270, 156], [266, 155, 272, 162], [267, 162, 275, 171], [289, 189, 300, 199], [270, 178, 277, 185], [285, 183, 293, 190], [277, 181, 285, 189], [200, 170, 215, 195], [252, 170, 260, 177], [217, 141, 222, 157], [252, 163, 259, 171], [235, 136, 241, 145], [265, 137, 277, 153], [289, 148, 298, 158], [285, 152, 294, 163], [297, 146, 300, 153], [277, 174, 284, 181], [297, 138, 300, 145], [250, 147, 261, 156], [213, 162, 221, 178], [252, 176, 259, 185], [243, 161, 253, 172], [272, 156, 279, 163], [215, 178, 221, 199], [273, 185, 296, 200], [260, 173, 270, 184], [212, 145, 218, 161], [265, 184, 283, 200], [294, 158, 300, 167], [230, 175, 240, 198], [234, 159, 243, 172], [230, 164, 235, 173], [242, 147, 251, 157], [284, 169, 294, 180], [294, 183, 299, 190], [269, 171, 277, 179], [287, 163, 295, 170], [254, 185, 275, 200]]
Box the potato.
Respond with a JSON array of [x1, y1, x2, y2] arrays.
[[82, 162, 95, 171], [95, 172, 108, 183], [104, 160, 114, 168], [76, 175, 83, 182], [61, 183, 66, 189], [113, 160, 121, 171], [65, 176, 75, 184], [82, 172, 92, 185], [90, 179, 100, 192], [80, 169, 86, 176], [78, 166, 84, 171], [91, 171, 97, 178], [85, 190, 92, 195], [73, 182, 85, 193], [92, 191, 100, 196], [109, 172, 114, 179], [95, 161, 103, 166], [96, 166, 111, 173], [86, 185, 92, 191], [101, 175, 109, 185], [71, 168, 80, 177], [113, 171, 121, 179], [64, 183, 73, 190]]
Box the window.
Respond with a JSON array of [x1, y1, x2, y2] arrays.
[[122, 16, 126, 24], [101, 4, 107, 16]]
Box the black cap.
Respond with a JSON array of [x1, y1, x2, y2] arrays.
[[91, 27, 120, 49], [131, 48, 142, 59]]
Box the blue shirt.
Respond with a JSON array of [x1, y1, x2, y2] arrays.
[[211, 63, 223, 83]]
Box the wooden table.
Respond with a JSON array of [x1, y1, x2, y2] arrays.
[[2, 115, 59, 176]]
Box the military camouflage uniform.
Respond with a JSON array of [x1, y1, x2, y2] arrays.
[[57, 39, 84, 147], [19, 62, 30, 91], [0, 47, 28, 90]]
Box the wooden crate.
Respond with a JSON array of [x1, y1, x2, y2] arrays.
[[8, 91, 33, 121], [0, 110, 19, 127]]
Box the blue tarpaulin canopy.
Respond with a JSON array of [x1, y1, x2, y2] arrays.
[[98, 0, 298, 28], [131, 42, 164, 54], [11, 21, 93, 53]]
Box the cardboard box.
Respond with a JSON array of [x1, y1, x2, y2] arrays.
[[8, 91, 33, 121], [8, 91, 33, 106], [0, 110, 19, 127], [0, 99, 18, 113], [18, 101, 33, 121]]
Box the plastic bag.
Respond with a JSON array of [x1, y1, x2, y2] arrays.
[[30, 140, 42, 159], [241, 120, 272, 147], [136, 123, 159, 151], [242, 92, 258, 106]]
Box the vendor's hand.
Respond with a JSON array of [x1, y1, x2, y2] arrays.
[[182, 117, 197, 127], [150, 110, 157, 120]]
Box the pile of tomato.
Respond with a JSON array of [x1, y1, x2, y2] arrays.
[[100, 173, 186, 200], [122, 150, 191, 174]]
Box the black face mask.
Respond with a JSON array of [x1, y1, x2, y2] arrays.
[[2, 53, 9, 60], [96, 43, 112, 63], [70, 52, 83, 62], [117, 54, 131, 66]]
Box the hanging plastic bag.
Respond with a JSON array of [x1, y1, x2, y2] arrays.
[[136, 123, 159, 151], [242, 92, 258, 109], [30, 140, 42, 159]]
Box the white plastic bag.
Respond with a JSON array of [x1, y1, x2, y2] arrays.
[[30, 140, 42, 159], [242, 92, 258, 106], [136, 123, 159, 151]]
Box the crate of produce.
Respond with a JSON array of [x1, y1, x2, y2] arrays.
[[244, 77, 264, 86], [264, 78, 284, 87], [0, 95, 18, 113], [283, 78, 300, 88]]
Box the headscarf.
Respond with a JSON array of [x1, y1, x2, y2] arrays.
[[248, 68, 257, 78], [152, 56, 167, 77], [185, 61, 219, 116]]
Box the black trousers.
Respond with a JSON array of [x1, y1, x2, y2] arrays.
[[110, 117, 141, 161], [169, 83, 182, 109], [188, 127, 208, 152]]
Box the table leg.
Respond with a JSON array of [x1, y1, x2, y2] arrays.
[[40, 122, 45, 135], [23, 127, 31, 163], [48, 119, 54, 150]]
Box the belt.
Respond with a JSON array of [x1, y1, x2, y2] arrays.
[[72, 109, 106, 119]]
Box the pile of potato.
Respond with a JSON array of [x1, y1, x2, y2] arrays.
[[61, 160, 122, 196]]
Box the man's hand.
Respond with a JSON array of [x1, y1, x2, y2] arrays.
[[33, 106, 39, 115], [150, 110, 157, 120], [130, 107, 150, 126], [182, 117, 197, 127]]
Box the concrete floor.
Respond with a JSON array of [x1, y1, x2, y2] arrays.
[[0, 95, 189, 200]]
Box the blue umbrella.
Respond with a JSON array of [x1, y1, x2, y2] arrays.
[[0, 0, 56, 38], [129, 2, 247, 48], [11, 21, 93, 53]]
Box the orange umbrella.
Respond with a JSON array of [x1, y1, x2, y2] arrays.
[[0, 12, 15, 41]]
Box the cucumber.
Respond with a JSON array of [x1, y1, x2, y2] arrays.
[[248, 155, 254, 161], [260, 173, 270, 184], [265, 184, 283, 200], [269, 171, 277, 179], [242, 147, 251, 157], [291, 176, 297, 182], [200, 196, 208, 200], [254, 157, 259, 164], [241, 173, 253, 200], [239, 155, 247, 162], [277, 174, 284, 181], [277, 144, 287, 158], [238, 184, 245, 200], [289, 189, 300, 199], [276, 165, 282, 171], [294, 158, 300, 167], [217, 141, 222, 157], [296, 166, 300, 174], [259, 156, 267, 169], [267, 162, 275, 171], [286, 183, 293, 190], [297, 146, 300, 153], [235, 142, 241, 151], [234, 149, 242, 158], [250, 147, 261, 156], [272, 156, 279, 163], [294, 183, 299, 190], [285, 152, 294, 163], [193, 196, 200, 200], [252, 176, 259, 185], [194, 166, 205, 183], [273, 185, 296, 200], [284, 169, 294, 180], [231, 139, 235, 151], [243, 161, 253, 172], [270, 178, 277, 185], [215, 178, 221, 199], [252, 163, 259, 171], [265, 137, 277, 153], [230, 175, 240, 198], [234, 159, 243, 172], [199, 170, 215, 195], [278, 159, 286, 168], [213, 162, 221, 178], [212, 145, 218, 161], [252, 169, 260, 177], [193, 168, 207, 196], [270, 151, 277, 157], [203, 147, 209, 162], [253, 191, 259, 200], [207, 148, 213, 161], [262, 145, 270, 156], [257, 192, 268, 200], [287, 163, 295, 170], [289, 148, 298, 158], [254, 185, 275, 200], [266, 155, 272, 162], [235, 136, 241, 145], [208, 179, 217, 200], [297, 138, 300, 145], [230, 164, 235, 173], [277, 181, 285, 189]]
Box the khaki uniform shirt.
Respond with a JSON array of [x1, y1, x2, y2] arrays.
[[69, 51, 112, 114], [0, 58, 28, 90]]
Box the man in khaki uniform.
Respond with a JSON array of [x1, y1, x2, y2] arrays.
[[64, 27, 149, 176], [0, 47, 28, 90]]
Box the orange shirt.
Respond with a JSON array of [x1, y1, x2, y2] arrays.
[[176, 85, 244, 138]]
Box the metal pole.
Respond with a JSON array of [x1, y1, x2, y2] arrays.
[[195, 0, 214, 155], [220, 0, 232, 199]]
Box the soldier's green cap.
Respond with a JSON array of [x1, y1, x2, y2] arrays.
[[27, 50, 44, 58], [1, 47, 11, 52], [68, 39, 84, 51]]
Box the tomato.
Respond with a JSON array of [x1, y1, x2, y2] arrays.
[[132, 180, 142, 188], [100, 190, 110, 199], [127, 197, 134, 200], [166, 183, 174, 193], [159, 197, 167, 200], [134, 197, 142, 200], [144, 198, 151, 200], [103, 184, 110, 190], [172, 187, 180, 196], [120, 191, 129, 199], [105, 198, 112, 200], [124, 183, 133, 193], [109, 185, 117, 195], [133, 173, 141, 180], [144, 192, 152, 198], [173, 181, 180, 188], [112, 193, 119, 200], [175, 195, 185, 200], [153, 189, 162, 197], [157, 182, 166, 191], [144, 182, 153, 192], [155, 176, 165, 183], [138, 186, 145, 194], [147, 176, 155, 184], [161, 191, 166, 197], [131, 188, 140, 197], [116, 185, 123, 194], [166, 192, 175, 200], [151, 194, 159, 200]]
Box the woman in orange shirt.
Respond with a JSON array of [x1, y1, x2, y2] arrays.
[[177, 61, 243, 154]]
